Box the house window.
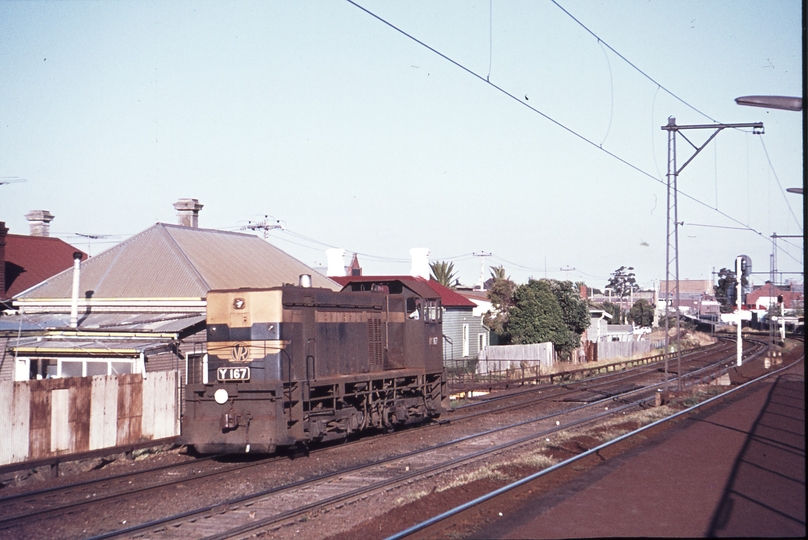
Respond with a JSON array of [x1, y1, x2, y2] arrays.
[[186, 353, 207, 385], [462, 324, 470, 357], [478, 333, 488, 352], [61, 361, 84, 377], [21, 358, 137, 379], [27, 358, 58, 380]]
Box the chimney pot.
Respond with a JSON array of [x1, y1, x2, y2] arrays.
[[409, 248, 430, 280], [25, 210, 55, 237], [173, 198, 203, 228], [325, 248, 346, 277], [0, 221, 8, 296]]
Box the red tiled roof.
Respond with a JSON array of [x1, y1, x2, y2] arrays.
[[3, 235, 86, 299], [331, 275, 476, 308]]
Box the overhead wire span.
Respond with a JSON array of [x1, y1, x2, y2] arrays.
[[550, 0, 719, 123], [597, 39, 614, 148], [758, 137, 803, 232], [273, 228, 412, 264], [345, 1, 777, 250]]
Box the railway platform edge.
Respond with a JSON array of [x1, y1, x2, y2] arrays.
[[470, 362, 805, 538]]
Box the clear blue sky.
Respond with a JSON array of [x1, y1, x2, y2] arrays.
[[1, 0, 802, 291]]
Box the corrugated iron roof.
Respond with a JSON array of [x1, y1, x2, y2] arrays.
[[15, 223, 339, 301], [2, 234, 86, 300], [0, 312, 204, 333], [8, 336, 176, 356]]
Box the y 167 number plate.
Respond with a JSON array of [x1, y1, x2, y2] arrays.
[[217, 367, 250, 382]]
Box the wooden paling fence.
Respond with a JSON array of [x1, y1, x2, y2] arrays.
[[446, 340, 671, 395], [0, 372, 178, 467]]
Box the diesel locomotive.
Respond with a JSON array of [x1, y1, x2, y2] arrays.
[[181, 277, 447, 454]]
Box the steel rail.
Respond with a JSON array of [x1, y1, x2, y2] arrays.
[[449, 338, 759, 423], [90, 383, 662, 539], [453, 340, 729, 411], [386, 354, 802, 540], [88, 339, 757, 540], [0, 453, 279, 528]]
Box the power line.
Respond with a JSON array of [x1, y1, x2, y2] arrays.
[[758, 137, 803, 232], [345, 1, 778, 249], [549, 0, 719, 123]]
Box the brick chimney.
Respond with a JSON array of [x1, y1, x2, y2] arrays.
[[25, 210, 55, 237], [173, 198, 203, 228], [409, 248, 430, 280], [325, 248, 345, 277], [0, 221, 8, 296]]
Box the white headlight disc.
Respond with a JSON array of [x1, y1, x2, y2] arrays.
[[214, 388, 229, 404]]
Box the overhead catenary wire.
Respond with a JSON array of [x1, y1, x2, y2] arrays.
[[344, 1, 780, 251], [758, 137, 803, 233], [550, 0, 720, 124]]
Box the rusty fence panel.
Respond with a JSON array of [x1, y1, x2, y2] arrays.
[[0, 372, 178, 467]]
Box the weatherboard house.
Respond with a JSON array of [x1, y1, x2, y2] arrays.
[[0, 205, 339, 384]]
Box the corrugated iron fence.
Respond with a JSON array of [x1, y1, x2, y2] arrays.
[[0, 372, 178, 467]]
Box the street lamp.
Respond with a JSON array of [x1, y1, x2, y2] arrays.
[[735, 95, 802, 111], [737, 95, 802, 195]]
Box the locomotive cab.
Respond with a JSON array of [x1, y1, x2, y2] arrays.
[[181, 280, 446, 454]]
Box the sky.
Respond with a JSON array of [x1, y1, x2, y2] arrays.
[[0, 0, 803, 292]]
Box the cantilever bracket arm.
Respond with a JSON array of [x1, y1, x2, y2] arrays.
[[660, 120, 764, 176]]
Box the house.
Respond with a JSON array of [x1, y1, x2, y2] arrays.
[[1, 213, 87, 309], [330, 275, 484, 365], [746, 282, 804, 311], [0, 199, 339, 383], [586, 308, 613, 342]]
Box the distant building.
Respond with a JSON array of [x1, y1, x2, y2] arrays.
[[746, 282, 804, 311], [347, 253, 362, 276], [585, 309, 634, 342]]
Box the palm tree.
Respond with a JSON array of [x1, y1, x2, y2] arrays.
[[489, 265, 508, 281], [430, 261, 459, 289]]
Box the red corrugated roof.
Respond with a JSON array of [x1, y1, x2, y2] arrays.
[[331, 275, 476, 308], [3, 235, 86, 299]]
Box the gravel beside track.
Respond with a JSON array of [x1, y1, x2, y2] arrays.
[[402, 353, 805, 539]]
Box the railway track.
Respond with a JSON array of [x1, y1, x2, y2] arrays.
[[93, 393, 649, 539], [0, 453, 283, 530], [447, 337, 751, 422], [0, 337, 766, 539], [83, 339, 764, 539], [388, 351, 804, 540]]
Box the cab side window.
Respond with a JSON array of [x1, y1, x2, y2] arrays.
[[406, 297, 422, 320]]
